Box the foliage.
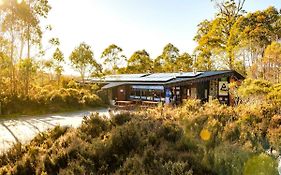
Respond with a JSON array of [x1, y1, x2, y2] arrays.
[[0, 0, 51, 96], [262, 42, 281, 83], [194, 0, 246, 70], [101, 44, 125, 73], [126, 49, 153, 73], [0, 0, 102, 117], [175, 52, 193, 72], [18, 58, 38, 95], [0, 87, 104, 115], [0, 112, 195, 175], [1, 1, 281, 173], [52, 48, 64, 86], [237, 78, 281, 111], [1, 97, 281, 174], [243, 153, 278, 175], [153, 43, 180, 72], [237, 78, 272, 103], [194, 1, 281, 77], [108, 42, 194, 74], [69, 43, 101, 83]]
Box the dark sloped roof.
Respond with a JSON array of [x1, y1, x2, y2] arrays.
[[90, 70, 244, 88], [101, 82, 127, 89], [166, 70, 244, 86], [90, 72, 203, 83]]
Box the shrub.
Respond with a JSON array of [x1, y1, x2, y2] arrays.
[[0, 87, 104, 115], [115, 155, 145, 175], [63, 88, 80, 106], [238, 79, 273, 104], [49, 90, 65, 104], [83, 94, 103, 107], [182, 99, 201, 112], [110, 122, 141, 155], [268, 115, 281, 152], [111, 112, 133, 126], [211, 145, 252, 175], [243, 153, 278, 175], [222, 122, 240, 142], [79, 113, 110, 140], [159, 122, 183, 143], [2, 100, 281, 175], [163, 161, 193, 175]]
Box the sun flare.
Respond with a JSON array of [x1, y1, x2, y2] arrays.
[[16, 0, 23, 4], [200, 129, 211, 141]]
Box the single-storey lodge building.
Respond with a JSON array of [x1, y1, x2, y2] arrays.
[[89, 70, 244, 106]]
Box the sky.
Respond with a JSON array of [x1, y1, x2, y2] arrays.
[[41, 0, 281, 75]]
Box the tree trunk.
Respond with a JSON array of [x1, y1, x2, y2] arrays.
[[25, 69, 29, 96], [27, 25, 30, 59], [81, 73, 85, 84], [19, 35, 24, 60], [10, 33, 15, 95]]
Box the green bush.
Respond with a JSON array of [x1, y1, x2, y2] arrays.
[[49, 90, 65, 104], [159, 122, 183, 143], [163, 161, 193, 175], [111, 122, 141, 153], [78, 113, 110, 140], [115, 155, 145, 175], [1, 99, 281, 175], [111, 112, 133, 126], [83, 94, 103, 107], [0, 87, 104, 115], [243, 153, 278, 175]]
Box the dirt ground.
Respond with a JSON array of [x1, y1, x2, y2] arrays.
[[0, 108, 109, 153]]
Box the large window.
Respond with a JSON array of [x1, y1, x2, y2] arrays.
[[130, 89, 140, 99], [153, 90, 165, 102], [129, 86, 165, 102]]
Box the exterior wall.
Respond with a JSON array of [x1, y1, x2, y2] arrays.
[[107, 75, 243, 106], [112, 87, 117, 100], [116, 86, 127, 101], [108, 89, 113, 105], [175, 78, 235, 106], [180, 84, 197, 101], [177, 82, 209, 103], [209, 79, 218, 100], [109, 86, 128, 101]]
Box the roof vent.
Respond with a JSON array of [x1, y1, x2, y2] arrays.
[[179, 69, 183, 75], [193, 68, 197, 75]]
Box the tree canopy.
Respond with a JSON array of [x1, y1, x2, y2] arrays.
[[69, 43, 101, 83], [194, 0, 281, 78], [126, 50, 153, 73], [101, 44, 124, 73]]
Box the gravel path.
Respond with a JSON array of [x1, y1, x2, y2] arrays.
[[0, 108, 109, 153]]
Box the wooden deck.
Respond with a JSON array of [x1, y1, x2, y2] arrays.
[[114, 100, 162, 110]]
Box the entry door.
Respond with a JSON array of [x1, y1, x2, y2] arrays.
[[197, 82, 209, 102], [117, 86, 126, 101]]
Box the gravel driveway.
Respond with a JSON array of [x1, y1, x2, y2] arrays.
[[0, 108, 109, 153]]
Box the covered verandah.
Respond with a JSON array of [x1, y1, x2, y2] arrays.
[[102, 83, 165, 110]]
